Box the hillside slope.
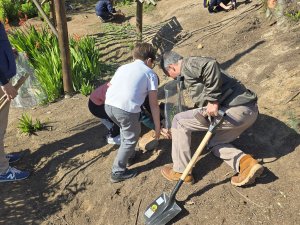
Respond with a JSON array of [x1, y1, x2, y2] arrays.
[[0, 0, 299, 225]]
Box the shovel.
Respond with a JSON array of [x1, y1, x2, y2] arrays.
[[144, 110, 226, 225]]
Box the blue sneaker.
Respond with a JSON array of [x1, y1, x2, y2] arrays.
[[6, 153, 22, 163], [0, 167, 30, 182]]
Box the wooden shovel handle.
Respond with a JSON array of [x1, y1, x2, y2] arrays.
[[0, 97, 9, 111], [180, 110, 226, 181], [180, 131, 213, 180]]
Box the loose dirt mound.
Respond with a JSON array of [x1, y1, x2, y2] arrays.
[[1, 1, 299, 225]]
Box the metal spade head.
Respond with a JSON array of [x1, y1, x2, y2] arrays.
[[144, 192, 181, 225]]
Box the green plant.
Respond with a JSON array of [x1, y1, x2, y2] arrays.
[[285, 10, 300, 21], [127, 41, 134, 50], [0, 0, 21, 22], [9, 25, 63, 102], [34, 118, 43, 131], [9, 26, 102, 103], [144, 3, 156, 13], [38, 1, 50, 19], [21, 1, 38, 18], [116, 0, 134, 6], [80, 81, 94, 96], [69, 35, 101, 91], [287, 111, 300, 133], [18, 113, 44, 135]]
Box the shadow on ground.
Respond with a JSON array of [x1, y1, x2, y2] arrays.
[[0, 119, 117, 225]]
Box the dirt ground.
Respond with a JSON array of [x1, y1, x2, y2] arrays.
[[1, 0, 300, 225]]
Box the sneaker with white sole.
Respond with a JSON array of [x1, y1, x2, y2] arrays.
[[0, 167, 30, 182], [106, 135, 121, 145]]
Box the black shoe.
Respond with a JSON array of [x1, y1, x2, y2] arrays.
[[110, 169, 137, 183]]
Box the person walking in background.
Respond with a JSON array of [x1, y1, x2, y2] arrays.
[[159, 51, 264, 186], [105, 42, 161, 183], [0, 21, 30, 182]]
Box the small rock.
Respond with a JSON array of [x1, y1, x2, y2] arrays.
[[186, 200, 195, 205], [197, 44, 204, 49]]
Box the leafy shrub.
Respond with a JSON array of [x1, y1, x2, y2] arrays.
[[0, 0, 21, 22], [9, 26, 62, 102], [9, 26, 102, 103], [21, 2, 38, 19], [38, 1, 51, 19], [70, 35, 101, 91]]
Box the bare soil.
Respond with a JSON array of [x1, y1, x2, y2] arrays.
[[1, 0, 300, 225]]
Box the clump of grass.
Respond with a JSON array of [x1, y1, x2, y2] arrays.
[[286, 111, 300, 133], [127, 41, 134, 51], [144, 3, 156, 13], [18, 113, 44, 135], [80, 81, 94, 96], [285, 10, 300, 21], [116, 0, 134, 6]]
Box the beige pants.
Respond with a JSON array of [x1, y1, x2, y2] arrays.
[[0, 87, 10, 174], [171, 103, 258, 173]]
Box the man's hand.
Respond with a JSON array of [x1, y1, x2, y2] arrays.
[[160, 128, 172, 139], [1, 83, 17, 100], [206, 101, 219, 117]]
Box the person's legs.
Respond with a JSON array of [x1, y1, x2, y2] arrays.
[[161, 104, 263, 185], [209, 103, 264, 186], [171, 108, 210, 172], [161, 108, 210, 184], [88, 99, 120, 137], [105, 105, 140, 182], [0, 88, 30, 182], [209, 103, 259, 172], [0, 89, 10, 174], [111, 110, 140, 173]]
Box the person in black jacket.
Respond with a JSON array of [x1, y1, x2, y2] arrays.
[[95, 0, 124, 22]]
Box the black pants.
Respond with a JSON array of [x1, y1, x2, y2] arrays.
[[88, 99, 120, 137]]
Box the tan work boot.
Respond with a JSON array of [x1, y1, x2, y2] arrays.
[[231, 154, 264, 187], [161, 164, 194, 184]]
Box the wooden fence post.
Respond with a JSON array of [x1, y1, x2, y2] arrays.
[[53, 0, 74, 95], [136, 0, 143, 42]]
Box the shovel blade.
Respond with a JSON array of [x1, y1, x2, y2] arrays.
[[144, 192, 182, 225]]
